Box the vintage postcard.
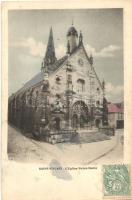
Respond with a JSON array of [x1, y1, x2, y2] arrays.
[[1, 1, 132, 200]]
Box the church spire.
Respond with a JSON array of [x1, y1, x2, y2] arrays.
[[44, 27, 57, 68]]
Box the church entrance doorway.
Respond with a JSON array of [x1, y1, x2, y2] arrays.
[[72, 114, 78, 128], [80, 115, 85, 128], [72, 101, 89, 129]]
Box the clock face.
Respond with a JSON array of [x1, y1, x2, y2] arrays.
[[78, 58, 84, 66]]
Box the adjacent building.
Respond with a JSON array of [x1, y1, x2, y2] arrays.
[[108, 102, 124, 129]]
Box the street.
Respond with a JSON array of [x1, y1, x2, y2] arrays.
[[89, 130, 123, 165], [8, 125, 123, 165]]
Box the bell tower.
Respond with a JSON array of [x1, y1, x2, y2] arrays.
[[67, 24, 78, 54]]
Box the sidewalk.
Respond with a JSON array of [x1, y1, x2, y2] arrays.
[[58, 132, 118, 165], [8, 125, 123, 165]]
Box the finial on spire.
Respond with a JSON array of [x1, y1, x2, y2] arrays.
[[79, 30, 83, 45], [102, 79, 105, 90], [102, 79, 105, 97], [89, 53, 93, 66], [41, 61, 44, 71], [41, 61, 44, 68], [72, 19, 74, 26]]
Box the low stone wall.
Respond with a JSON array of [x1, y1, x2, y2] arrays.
[[99, 127, 115, 136]]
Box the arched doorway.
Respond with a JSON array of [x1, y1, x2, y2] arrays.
[[72, 101, 89, 128]]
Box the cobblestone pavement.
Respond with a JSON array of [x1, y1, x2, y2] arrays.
[[8, 125, 123, 165]]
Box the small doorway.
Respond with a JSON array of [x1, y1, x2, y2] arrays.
[[95, 119, 101, 128], [116, 120, 124, 129], [55, 117, 61, 130]]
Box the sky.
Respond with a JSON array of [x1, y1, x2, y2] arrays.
[[8, 9, 123, 103]]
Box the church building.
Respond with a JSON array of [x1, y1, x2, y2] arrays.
[[8, 24, 108, 142]]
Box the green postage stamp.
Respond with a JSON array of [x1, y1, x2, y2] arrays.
[[103, 164, 131, 197]]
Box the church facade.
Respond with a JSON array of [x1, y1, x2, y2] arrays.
[[8, 25, 108, 141]]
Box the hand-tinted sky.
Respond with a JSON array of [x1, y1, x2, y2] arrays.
[[8, 9, 123, 102]]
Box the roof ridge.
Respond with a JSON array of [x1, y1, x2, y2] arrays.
[[81, 44, 103, 90]]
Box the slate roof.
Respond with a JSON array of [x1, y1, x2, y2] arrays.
[[9, 55, 68, 100], [23, 72, 43, 90], [47, 55, 68, 72], [23, 56, 67, 89], [81, 45, 103, 90], [23, 55, 68, 90]]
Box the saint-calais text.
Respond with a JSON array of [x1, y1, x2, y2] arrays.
[[39, 167, 97, 170]]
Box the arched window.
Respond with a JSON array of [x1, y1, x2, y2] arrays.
[[77, 79, 85, 92]]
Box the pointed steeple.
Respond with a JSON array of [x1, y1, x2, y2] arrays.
[[44, 27, 57, 68]]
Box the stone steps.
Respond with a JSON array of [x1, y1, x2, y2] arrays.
[[71, 131, 110, 144]]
